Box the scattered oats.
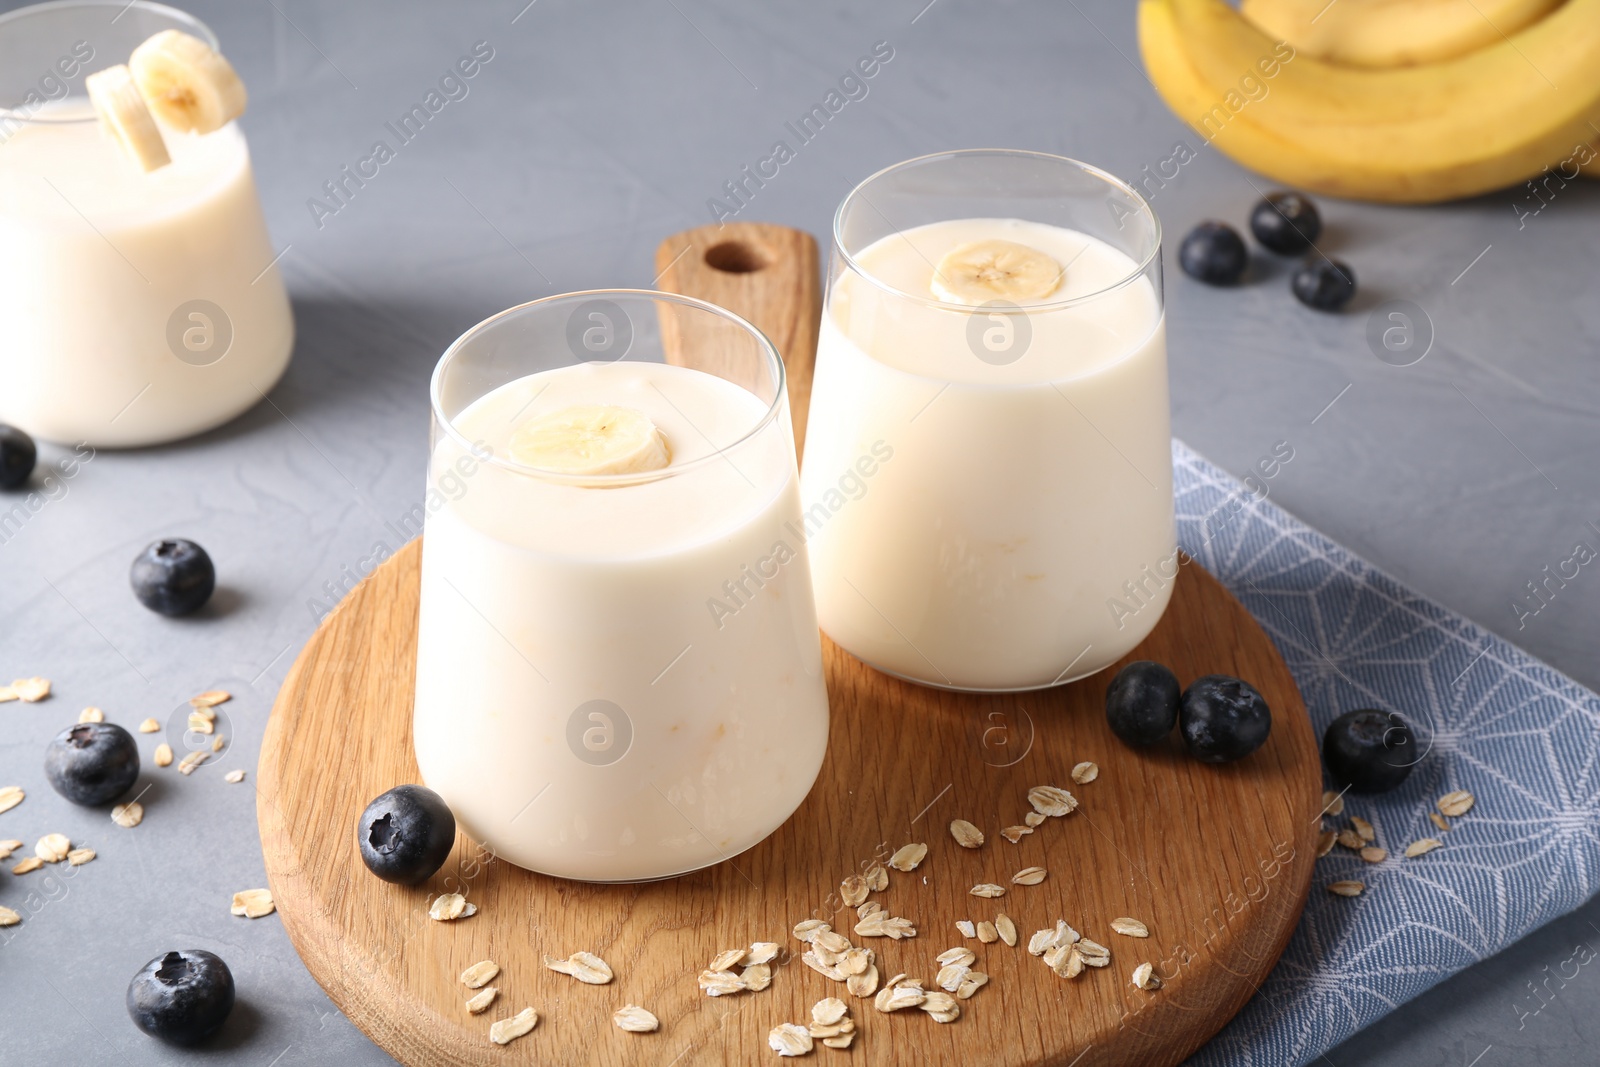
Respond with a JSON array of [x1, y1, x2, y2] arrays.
[[465, 986, 498, 1014], [0, 839, 20, 859], [1321, 790, 1345, 817], [846, 965, 880, 998], [1335, 828, 1363, 851], [1110, 917, 1149, 938], [0, 685, 12, 702], [1405, 838, 1443, 858], [839, 947, 872, 976], [1359, 846, 1387, 864], [1071, 761, 1099, 784], [0, 785, 23, 815], [187, 712, 215, 735], [747, 942, 779, 965], [461, 960, 500, 988], [1437, 790, 1475, 818], [949, 819, 984, 848], [956, 971, 988, 1000], [769, 1022, 813, 1057], [1046, 944, 1083, 979], [811, 998, 848, 1026], [709, 948, 747, 972], [190, 704, 216, 722], [821, 1034, 856, 1050], [35, 833, 69, 862], [67, 848, 95, 866], [889, 842, 928, 871], [743, 963, 773, 991], [854, 914, 915, 940], [1316, 830, 1337, 858], [970, 883, 1006, 898], [1132, 962, 1162, 990], [1000, 824, 1033, 844], [699, 969, 748, 996], [793, 919, 829, 943], [856, 901, 884, 921], [545, 951, 612, 984], [231, 888, 275, 918], [839, 875, 868, 907], [937, 946, 976, 967], [12, 856, 42, 875], [1027, 785, 1077, 817], [921, 990, 960, 1023], [1023, 811, 1046, 827], [865, 863, 888, 891], [956, 920, 977, 938], [614, 1005, 659, 1032], [154, 744, 173, 768], [1012, 866, 1047, 886], [429, 893, 468, 921], [224, 768, 245, 783], [78, 706, 104, 723], [813, 928, 851, 954], [995, 913, 1017, 947], [1327, 880, 1365, 897], [802, 952, 845, 982], [178, 751, 208, 775], [1350, 816, 1376, 843], [0, 905, 19, 926], [190, 690, 231, 708], [1077, 939, 1111, 966], [488, 1007, 537, 1045], [211, 736, 225, 753], [139, 718, 160, 733], [1027, 928, 1055, 956], [1430, 812, 1451, 833], [874, 981, 925, 1013], [976, 921, 998, 944], [937, 963, 970, 992], [11, 677, 50, 702]]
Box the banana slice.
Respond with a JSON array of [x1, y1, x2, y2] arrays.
[[931, 240, 1064, 305], [510, 406, 671, 480], [85, 64, 170, 172], [129, 29, 247, 134]]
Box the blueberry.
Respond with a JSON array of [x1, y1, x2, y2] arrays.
[[45, 722, 139, 806], [1105, 661, 1181, 747], [1250, 191, 1322, 255], [1180, 675, 1272, 763], [1178, 221, 1248, 286], [1322, 708, 1417, 793], [130, 539, 215, 616], [127, 949, 234, 1045], [0, 424, 36, 489], [1291, 258, 1356, 311], [358, 784, 456, 885]]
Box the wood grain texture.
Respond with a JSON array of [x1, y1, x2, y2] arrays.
[[258, 223, 1320, 1066]]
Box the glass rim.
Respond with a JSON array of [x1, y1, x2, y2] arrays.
[[0, 0, 220, 126], [429, 288, 788, 486], [831, 148, 1164, 315]]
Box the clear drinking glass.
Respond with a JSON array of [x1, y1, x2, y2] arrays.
[[414, 290, 830, 883], [0, 1, 293, 447], [801, 149, 1172, 692]]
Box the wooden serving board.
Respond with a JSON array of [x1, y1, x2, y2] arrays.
[[259, 223, 1320, 1067]]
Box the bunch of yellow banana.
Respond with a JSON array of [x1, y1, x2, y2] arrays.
[[1137, 0, 1600, 202]]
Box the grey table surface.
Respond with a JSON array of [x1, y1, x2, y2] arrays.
[[1, 0, 1597, 1064]]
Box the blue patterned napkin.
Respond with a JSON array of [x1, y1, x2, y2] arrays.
[[1170, 439, 1600, 1067]]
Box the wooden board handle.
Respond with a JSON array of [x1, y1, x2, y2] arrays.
[[653, 222, 820, 462]]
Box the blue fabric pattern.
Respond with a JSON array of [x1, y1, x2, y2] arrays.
[[1171, 440, 1600, 1067]]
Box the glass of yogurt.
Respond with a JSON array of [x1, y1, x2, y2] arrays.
[[0, 1, 293, 447], [414, 290, 830, 882], [801, 149, 1172, 692]]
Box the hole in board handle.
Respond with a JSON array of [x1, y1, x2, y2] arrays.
[[704, 241, 767, 274]]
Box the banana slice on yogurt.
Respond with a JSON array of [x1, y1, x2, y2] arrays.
[[510, 406, 671, 480], [931, 239, 1064, 305], [85, 64, 171, 172], [130, 29, 247, 134]]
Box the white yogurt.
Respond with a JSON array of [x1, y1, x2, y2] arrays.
[[413, 360, 830, 882], [800, 218, 1174, 690]]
